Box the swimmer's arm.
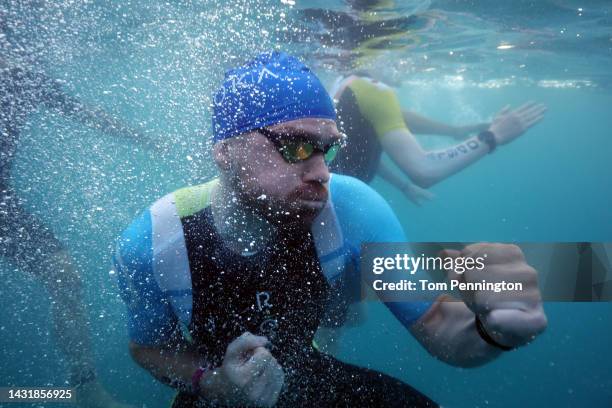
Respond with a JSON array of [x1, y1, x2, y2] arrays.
[[42, 80, 161, 151], [380, 127, 490, 188], [377, 160, 410, 191], [389, 103, 546, 187], [129, 340, 202, 387], [403, 110, 488, 139], [409, 295, 503, 367], [64, 102, 159, 149], [129, 340, 227, 399], [377, 161, 434, 206], [130, 333, 283, 405]]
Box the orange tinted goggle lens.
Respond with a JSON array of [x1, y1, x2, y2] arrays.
[[281, 141, 340, 164]]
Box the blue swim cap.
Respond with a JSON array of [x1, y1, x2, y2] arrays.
[[211, 51, 336, 143]]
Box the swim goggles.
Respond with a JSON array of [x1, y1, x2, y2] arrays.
[[257, 127, 346, 164]]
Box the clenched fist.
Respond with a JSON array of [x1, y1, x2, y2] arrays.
[[442, 243, 547, 349], [203, 332, 285, 407]]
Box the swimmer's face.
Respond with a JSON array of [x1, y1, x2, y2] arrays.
[[215, 118, 342, 228]]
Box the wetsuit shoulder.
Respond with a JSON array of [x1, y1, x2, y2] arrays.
[[331, 76, 408, 182], [345, 76, 408, 138], [330, 173, 405, 244], [329, 174, 432, 327], [172, 179, 219, 218], [113, 179, 219, 344], [113, 202, 177, 345]]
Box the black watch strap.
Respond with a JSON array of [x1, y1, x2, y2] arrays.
[[475, 315, 514, 351], [477, 130, 497, 153]]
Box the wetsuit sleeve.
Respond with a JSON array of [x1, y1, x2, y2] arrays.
[[330, 174, 432, 328], [113, 208, 177, 345]]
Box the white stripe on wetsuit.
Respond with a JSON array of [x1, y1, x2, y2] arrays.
[[151, 192, 193, 326]]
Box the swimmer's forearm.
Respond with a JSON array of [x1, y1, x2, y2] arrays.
[[381, 129, 489, 188], [45, 83, 148, 144], [73, 106, 140, 139], [410, 296, 502, 368], [128, 341, 234, 402], [128, 341, 208, 391], [61, 100, 154, 147], [420, 136, 489, 186], [377, 161, 410, 191]]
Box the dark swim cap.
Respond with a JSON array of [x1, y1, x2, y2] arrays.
[[211, 51, 336, 143]]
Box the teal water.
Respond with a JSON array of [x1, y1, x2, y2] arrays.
[[1, 1, 611, 407]]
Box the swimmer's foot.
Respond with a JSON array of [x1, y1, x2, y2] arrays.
[[76, 380, 135, 408]]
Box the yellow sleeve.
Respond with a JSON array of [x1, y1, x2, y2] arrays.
[[347, 77, 408, 138]]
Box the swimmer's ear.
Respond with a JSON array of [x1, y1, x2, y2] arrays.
[[213, 141, 231, 171]]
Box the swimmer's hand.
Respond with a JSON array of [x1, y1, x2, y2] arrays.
[[489, 102, 547, 145], [441, 244, 547, 349], [401, 182, 435, 206], [202, 332, 284, 407]]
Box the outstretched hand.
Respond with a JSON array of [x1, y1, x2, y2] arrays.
[[489, 102, 547, 145]]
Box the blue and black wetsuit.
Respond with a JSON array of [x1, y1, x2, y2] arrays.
[[0, 63, 74, 272], [114, 175, 437, 407]]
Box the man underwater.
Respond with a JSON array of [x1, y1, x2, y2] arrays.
[[114, 52, 547, 407]]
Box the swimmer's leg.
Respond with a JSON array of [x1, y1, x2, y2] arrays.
[[36, 251, 136, 408], [0, 194, 133, 408], [31, 251, 135, 408], [41, 249, 94, 377]]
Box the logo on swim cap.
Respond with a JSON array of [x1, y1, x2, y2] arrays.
[[211, 51, 336, 143]]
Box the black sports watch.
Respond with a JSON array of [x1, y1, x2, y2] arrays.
[[477, 130, 497, 153]]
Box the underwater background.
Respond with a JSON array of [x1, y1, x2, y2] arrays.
[[1, 1, 611, 407]]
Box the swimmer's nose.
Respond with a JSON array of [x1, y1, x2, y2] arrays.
[[302, 152, 330, 185]]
